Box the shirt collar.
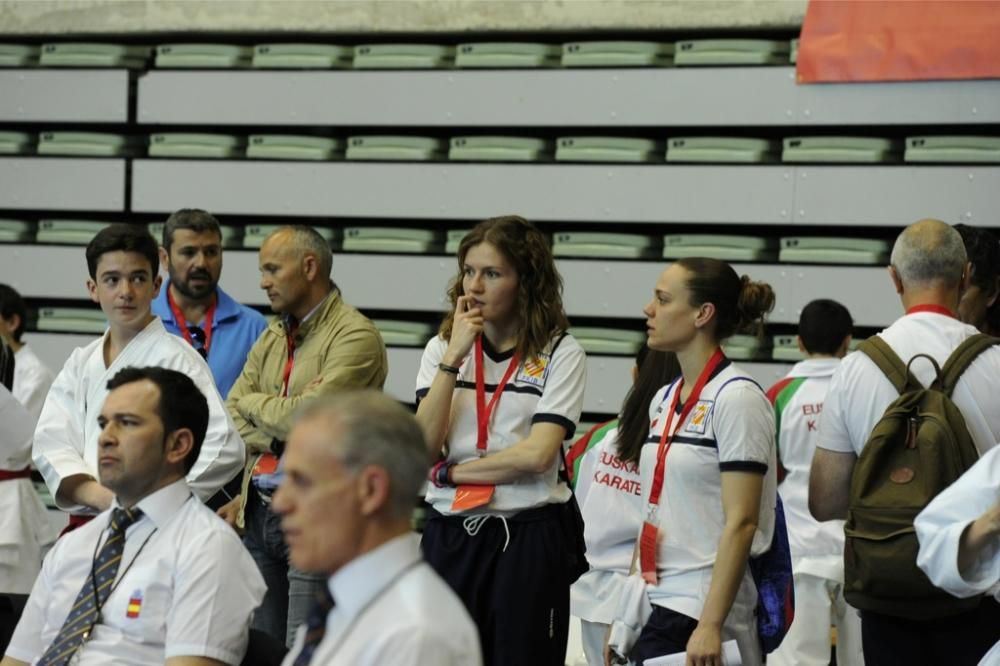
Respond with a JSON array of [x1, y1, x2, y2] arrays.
[[111, 478, 192, 529], [327, 533, 421, 618], [789, 357, 841, 378], [160, 281, 242, 324]]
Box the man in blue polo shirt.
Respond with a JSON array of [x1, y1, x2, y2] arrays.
[[152, 209, 266, 398]]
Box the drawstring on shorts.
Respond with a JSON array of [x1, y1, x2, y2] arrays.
[[462, 515, 511, 552]]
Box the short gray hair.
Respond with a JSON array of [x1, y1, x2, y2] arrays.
[[890, 219, 967, 288], [268, 225, 333, 279], [297, 391, 427, 521]]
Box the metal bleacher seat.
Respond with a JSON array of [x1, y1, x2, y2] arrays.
[[0, 43, 39, 67], [0, 131, 35, 155], [0, 219, 35, 243], [373, 319, 436, 347], [341, 227, 444, 254], [243, 224, 340, 250], [904, 135, 1000, 163], [568, 327, 646, 355], [561, 41, 674, 68], [553, 231, 658, 259], [247, 135, 344, 161], [36, 306, 106, 334], [555, 137, 663, 163], [779, 237, 891, 265], [346, 135, 446, 161], [663, 234, 778, 262], [37, 131, 141, 157], [252, 43, 352, 69], [35, 219, 109, 245], [782, 136, 901, 163], [455, 42, 561, 68], [39, 42, 150, 68], [449, 136, 552, 162], [352, 44, 454, 69], [666, 137, 780, 163], [674, 39, 789, 66], [155, 43, 253, 68], [148, 133, 246, 159]]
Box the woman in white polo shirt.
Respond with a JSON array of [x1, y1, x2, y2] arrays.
[[415, 215, 587, 666], [633, 257, 778, 666]]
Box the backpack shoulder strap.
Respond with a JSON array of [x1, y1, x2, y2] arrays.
[[858, 335, 919, 394], [939, 334, 1000, 396]]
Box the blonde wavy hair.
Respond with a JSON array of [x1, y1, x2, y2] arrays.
[[439, 215, 569, 362]]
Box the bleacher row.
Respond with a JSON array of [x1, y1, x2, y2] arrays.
[[4, 131, 1000, 164], [0, 219, 895, 263], [0, 39, 801, 70]]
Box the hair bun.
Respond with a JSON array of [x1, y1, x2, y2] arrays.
[[737, 276, 776, 332]]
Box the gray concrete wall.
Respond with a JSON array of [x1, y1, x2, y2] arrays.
[[0, 0, 806, 36]]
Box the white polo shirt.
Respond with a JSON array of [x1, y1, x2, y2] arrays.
[[768, 358, 846, 581], [416, 333, 587, 515], [819, 312, 1000, 457], [641, 361, 777, 622], [569, 421, 645, 623]]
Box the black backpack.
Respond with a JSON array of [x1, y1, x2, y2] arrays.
[[844, 333, 998, 619]]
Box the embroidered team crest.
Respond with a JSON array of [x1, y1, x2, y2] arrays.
[[516, 353, 551, 388], [685, 400, 714, 434], [126, 589, 143, 618]]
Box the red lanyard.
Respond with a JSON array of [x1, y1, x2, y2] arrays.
[[167, 288, 216, 355], [906, 304, 957, 318], [640, 347, 725, 583], [281, 320, 299, 397], [475, 335, 520, 456]]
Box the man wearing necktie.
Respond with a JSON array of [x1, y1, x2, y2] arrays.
[[1, 367, 265, 666], [274, 391, 480, 666]]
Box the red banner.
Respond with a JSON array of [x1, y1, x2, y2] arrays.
[[797, 0, 1000, 83]]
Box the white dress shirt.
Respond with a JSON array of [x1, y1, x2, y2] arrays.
[[32, 317, 246, 512], [283, 533, 482, 666], [6, 479, 266, 665]]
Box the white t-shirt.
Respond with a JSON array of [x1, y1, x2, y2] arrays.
[[7, 479, 266, 665], [283, 534, 481, 666], [416, 333, 587, 514], [768, 358, 845, 581], [569, 421, 645, 623], [641, 361, 777, 621], [32, 317, 246, 513], [819, 312, 1000, 458]]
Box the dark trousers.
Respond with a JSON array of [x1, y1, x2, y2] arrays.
[[631, 606, 699, 666], [422, 504, 570, 666], [860, 596, 1000, 666], [0, 594, 27, 655]]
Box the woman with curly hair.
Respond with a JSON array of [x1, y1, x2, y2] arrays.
[[415, 215, 587, 666]]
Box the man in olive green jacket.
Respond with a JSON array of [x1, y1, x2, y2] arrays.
[[220, 225, 387, 647]]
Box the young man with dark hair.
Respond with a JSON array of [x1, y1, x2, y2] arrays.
[[3, 367, 265, 666], [33, 224, 244, 523], [954, 224, 1000, 336], [767, 298, 862, 666], [151, 209, 266, 398]]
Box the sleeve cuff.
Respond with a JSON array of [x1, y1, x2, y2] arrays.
[[531, 413, 577, 439], [719, 460, 768, 474]]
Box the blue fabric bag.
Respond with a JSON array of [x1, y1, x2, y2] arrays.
[[748, 494, 795, 654]]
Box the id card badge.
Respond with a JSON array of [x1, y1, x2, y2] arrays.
[[451, 484, 495, 512]]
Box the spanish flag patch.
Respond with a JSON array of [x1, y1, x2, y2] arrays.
[[126, 590, 143, 619]]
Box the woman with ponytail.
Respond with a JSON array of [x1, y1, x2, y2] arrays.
[[415, 215, 587, 666], [630, 258, 779, 666]]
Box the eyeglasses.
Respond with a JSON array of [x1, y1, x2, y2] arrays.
[[189, 326, 208, 359]]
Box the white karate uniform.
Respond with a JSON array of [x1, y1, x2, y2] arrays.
[[915, 445, 1000, 666], [0, 380, 50, 594], [13, 343, 54, 426], [32, 317, 245, 513]]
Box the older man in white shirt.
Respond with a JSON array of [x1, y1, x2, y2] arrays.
[[274, 391, 481, 666]]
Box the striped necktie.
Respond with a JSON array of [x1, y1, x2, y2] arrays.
[[292, 586, 335, 666], [37, 507, 144, 666]]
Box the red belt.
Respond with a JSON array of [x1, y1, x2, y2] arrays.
[[0, 467, 30, 481], [59, 513, 94, 538]]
